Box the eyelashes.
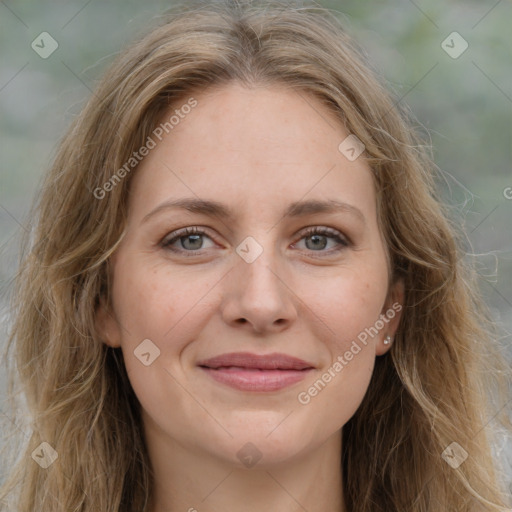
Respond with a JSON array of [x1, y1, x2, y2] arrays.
[[161, 226, 350, 257]]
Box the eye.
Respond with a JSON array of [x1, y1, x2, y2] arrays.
[[161, 227, 216, 253], [293, 227, 349, 254], [161, 225, 350, 257]]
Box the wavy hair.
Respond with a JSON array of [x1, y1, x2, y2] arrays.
[[1, 1, 510, 510]]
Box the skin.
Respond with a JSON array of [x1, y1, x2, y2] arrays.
[[96, 82, 404, 512]]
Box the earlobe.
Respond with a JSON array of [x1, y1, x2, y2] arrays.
[[376, 278, 405, 355], [95, 296, 122, 348]]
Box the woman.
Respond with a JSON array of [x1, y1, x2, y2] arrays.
[[1, 1, 510, 510]]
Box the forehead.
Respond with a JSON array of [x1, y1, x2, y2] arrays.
[[128, 83, 377, 223]]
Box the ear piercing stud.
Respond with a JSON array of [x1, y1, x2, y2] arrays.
[[384, 335, 392, 345]]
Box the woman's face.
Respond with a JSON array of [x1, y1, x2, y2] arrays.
[[97, 83, 403, 467]]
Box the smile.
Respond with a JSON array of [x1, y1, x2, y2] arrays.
[[197, 352, 315, 392]]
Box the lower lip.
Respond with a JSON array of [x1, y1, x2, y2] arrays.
[[199, 367, 312, 392]]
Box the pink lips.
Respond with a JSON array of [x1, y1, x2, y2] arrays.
[[197, 352, 314, 392]]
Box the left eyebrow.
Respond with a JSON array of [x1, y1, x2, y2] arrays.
[[141, 197, 366, 225], [283, 199, 366, 225]]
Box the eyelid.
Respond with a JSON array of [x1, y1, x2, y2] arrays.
[[161, 226, 218, 249], [297, 225, 349, 243]]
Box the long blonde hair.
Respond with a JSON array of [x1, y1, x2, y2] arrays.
[[1, 1, 510, 510]]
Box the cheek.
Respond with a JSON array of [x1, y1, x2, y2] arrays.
[[111, 258, 212, 424], [110, 256, 218, 408], [111, 255, 213, 346], [308, 349, 375, 435], [308, 266, 388, 347], [292, 267, 386, 425]]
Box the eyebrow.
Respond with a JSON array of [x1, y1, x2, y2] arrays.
[[141, 197, 366, 225]]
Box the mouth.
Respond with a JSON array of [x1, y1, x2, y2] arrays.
[[197, 352, 315, 392]]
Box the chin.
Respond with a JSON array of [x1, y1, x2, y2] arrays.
[[215, 423, 316, 470]]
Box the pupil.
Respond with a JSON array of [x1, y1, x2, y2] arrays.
[[183, 234, 202, 250], [306, 235, 327, 250]]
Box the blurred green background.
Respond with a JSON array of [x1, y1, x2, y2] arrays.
[[0, 0, 511, 485]]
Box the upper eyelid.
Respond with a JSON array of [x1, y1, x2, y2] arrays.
[[162, 226, 216, 242]]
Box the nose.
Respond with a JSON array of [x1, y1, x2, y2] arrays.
[[221, 246, 298, 335]]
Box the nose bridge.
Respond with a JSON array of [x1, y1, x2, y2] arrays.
[[221, 233, 297, 332], [240, 243, 280, 292], [236, 234, 284, 301]]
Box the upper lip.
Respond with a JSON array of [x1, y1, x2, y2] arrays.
[[197, 352, 314, 370]]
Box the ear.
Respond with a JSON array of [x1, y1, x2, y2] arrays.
[[375, 278, 404, 356], [95, 295, 122, 348]]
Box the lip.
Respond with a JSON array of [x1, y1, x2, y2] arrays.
[[197, 352, 315, 392]]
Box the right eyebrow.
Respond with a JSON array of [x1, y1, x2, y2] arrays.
[[141, 198, 233, 225]]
